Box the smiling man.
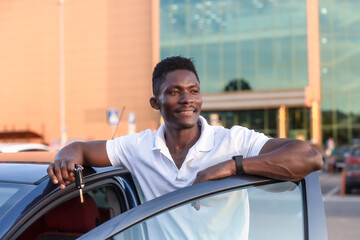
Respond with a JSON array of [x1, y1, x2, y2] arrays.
[[149, 68, 202, 170], [48, 56, 323, 202]]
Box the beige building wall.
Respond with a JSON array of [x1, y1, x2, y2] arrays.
[[0, 0, 160, 145], [307, 0, 322, 144]]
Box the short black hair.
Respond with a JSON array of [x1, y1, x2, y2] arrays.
[[152, 56, 199, 96]]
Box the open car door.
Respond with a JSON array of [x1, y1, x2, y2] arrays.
[[79, 172, 327, 240]]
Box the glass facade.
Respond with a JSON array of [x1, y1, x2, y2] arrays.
[[160, 0, 308, 93], [288, 107, 311, 141], [160, 0, 360, 144], [201, 107, 310, 140], [201, 109, 278, 137], [160, 0, 310, 139], [319, 0, 360, 146]]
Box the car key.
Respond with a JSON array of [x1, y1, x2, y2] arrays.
[[75, 164, 85, 203]]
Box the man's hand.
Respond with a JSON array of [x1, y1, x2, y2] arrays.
[[47, 142, 84, 189], [47, 140, 110, 189], [193, 160, 236, 184], [47, 156, 77, 189]]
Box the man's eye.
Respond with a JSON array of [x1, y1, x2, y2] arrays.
[[191, 89, 200, 94], [169, 90, 179, 95]]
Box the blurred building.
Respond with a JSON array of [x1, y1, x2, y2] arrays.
[[0, 0, 359, 147], [0, 0, 160, 146], [160, 0, 360, 146]]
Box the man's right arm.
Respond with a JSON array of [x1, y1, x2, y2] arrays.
[[47, 140, 111, 189]]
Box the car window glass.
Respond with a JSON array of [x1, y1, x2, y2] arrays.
[[0, 187, 18, 206], [17, 185, 124, 240], [88, 186, 122, 219], [132, 177, 145, 204], [248, 181, 304, 239], [0, 183, 33, 218], [109, 181, 304, 240]]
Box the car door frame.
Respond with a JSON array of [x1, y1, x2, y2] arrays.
[[79, 172, 327, 240], [2, 167, 140, 240]]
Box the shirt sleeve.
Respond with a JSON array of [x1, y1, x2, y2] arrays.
[[230, 126, 271, 157], [106, 129, 154, 172], [106, 138, 123, 167], [106, 134, 137, 172]]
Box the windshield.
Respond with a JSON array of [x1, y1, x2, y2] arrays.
[[0, 183, 34, 219], [109, 181, 304, 240]]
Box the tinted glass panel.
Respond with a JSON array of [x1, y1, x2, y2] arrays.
[[319, 0, 360, 146], [201, 109, 278, 138], [160, 0, 308, 93], [16, 184, 125, 240], [0, 186, 18, 209], [110, 181, 304, 240], [0, 183, 33, 218]]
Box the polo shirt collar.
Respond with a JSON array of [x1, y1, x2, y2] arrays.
[[153, 116, 214, 153], [196, 116, 215, 152], [153, 123, 166, 151]]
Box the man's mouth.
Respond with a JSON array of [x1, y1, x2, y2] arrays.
[[176, 109, 197, 115], [179, 112, 193, 117]]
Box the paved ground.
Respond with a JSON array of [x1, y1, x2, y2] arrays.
[[319, 172, 360, 240]]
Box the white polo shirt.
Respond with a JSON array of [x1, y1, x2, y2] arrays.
[[106, 116, 269, 202]]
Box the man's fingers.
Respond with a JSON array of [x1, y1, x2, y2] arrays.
[[67, 161, 76, 181], [47, 157, 78, 189], [47, 163, 58, 184], [53, 161, 66, 189], [60, 160, 71, 182], [193, 161, 234, 184], [193, 170, 208, 184]]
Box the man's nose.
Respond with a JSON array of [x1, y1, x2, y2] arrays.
[[179, 91, 193, 103]]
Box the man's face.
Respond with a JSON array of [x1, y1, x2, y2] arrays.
[[154, 69, 202, 130]]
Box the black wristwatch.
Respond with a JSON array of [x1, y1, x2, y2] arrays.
[[232, 155, 245, 175]]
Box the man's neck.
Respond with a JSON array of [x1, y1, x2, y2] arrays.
[[164, 122, 201, 169]]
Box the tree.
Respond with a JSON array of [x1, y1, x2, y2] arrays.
[[224, 78, 252, 92]]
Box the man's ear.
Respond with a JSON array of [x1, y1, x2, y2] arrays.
[[149, 96, 160, 110]]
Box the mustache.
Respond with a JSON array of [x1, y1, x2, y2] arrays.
[[175, 106, 198, 112]]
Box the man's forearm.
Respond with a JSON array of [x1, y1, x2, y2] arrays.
[[55, 142, 85, 165], [193, 139, 323, 184], [243, 140, 323, 181]]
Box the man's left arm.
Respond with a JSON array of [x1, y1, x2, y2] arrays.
[[194, 138, 323, 184]]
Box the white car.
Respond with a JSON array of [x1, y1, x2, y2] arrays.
[[0, 143, 49, 153]]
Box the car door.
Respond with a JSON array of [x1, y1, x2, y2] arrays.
[[3, 167, 140, 240], [79, 172, 327, 240]]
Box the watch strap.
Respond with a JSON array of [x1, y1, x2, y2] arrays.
[[232, 155, 245, 175]]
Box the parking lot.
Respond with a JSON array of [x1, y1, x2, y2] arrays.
[[319, 172, 360, 240]]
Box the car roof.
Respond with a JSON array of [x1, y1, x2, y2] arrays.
[[0, 143, 50, 153], [0, 152, 126, 185], [0, 152, 56, 184]]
